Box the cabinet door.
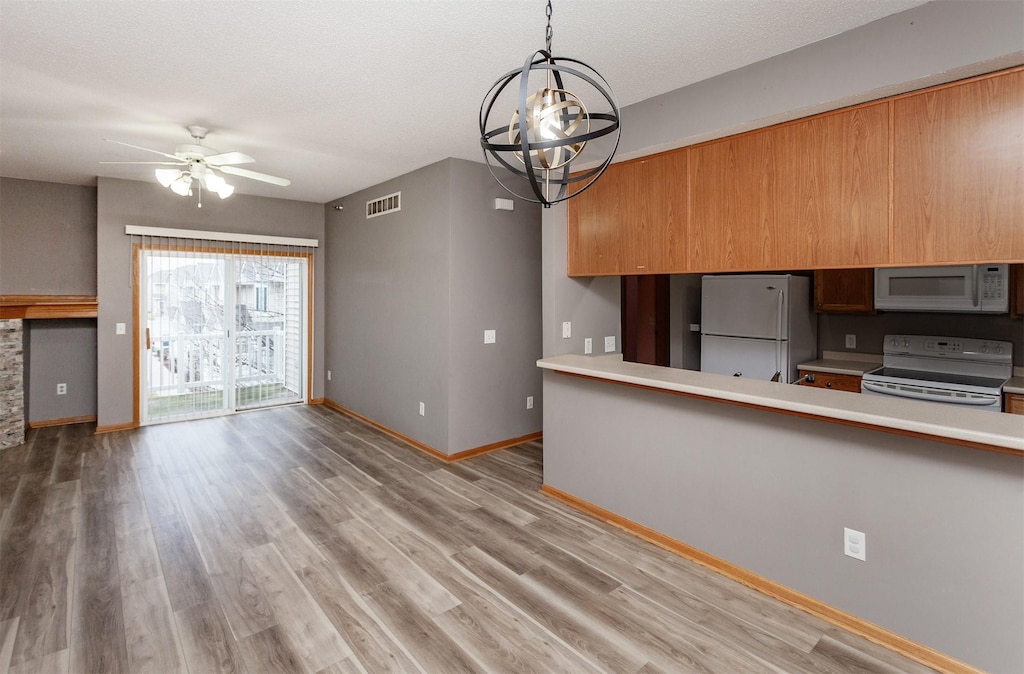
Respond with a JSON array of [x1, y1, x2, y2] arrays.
[[690, 102, 890, 272], [814, 269, 875, 313], [635, 151, 688, 274], [567, 160, 632, 276], [1011, 264, 1024, 319], [798, 370, 862, 393], [892, 68, 1024, 264], [567, 150, 687, 276]]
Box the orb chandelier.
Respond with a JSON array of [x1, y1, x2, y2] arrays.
[[479, 0, 620, 207]]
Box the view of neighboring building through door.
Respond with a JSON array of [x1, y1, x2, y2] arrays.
[[139, 245, 309, 424]]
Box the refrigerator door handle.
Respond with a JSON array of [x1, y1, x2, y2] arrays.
[[775, 289, 785, 381]]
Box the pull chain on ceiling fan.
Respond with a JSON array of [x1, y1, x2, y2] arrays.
[[101, 125, 290, 207]]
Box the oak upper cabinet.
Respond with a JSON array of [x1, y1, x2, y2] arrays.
[[567, 150, 687, 276], [813, 269, 874, 313], [892, 68, 1024, 264], [689, 102, 890, 272]]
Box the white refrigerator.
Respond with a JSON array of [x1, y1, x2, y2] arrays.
[[699, 274, 817, 384]]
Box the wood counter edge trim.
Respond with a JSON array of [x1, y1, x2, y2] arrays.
[[322, 399, 540, 463], [0, 294, 98, 319], [552, 370, 1023, 458], [538, 483, 984, 674], [27, 415, 96, 429]]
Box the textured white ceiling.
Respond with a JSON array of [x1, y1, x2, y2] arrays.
[[0, 0, 929, 204]]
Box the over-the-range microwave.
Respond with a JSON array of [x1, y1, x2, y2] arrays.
[[874, 264, 1009, 313]]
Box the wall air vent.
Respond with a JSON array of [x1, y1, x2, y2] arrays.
[[366, 191, 401, 219]]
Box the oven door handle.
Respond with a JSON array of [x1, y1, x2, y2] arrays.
[[861, 381, 997, 405]]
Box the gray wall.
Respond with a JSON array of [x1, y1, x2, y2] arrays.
[[25, 319, 96, 424], [0, 178, 99, 425], [96, 177, 325, 428], [0, 178, 97, 295], [448, 159, 542, 452], [544, 372, 1024, 673], [325, 158, 543, 455], [543, 0, 1024, 360], [324, 160, 452, 452]]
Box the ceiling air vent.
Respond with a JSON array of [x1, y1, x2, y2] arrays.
[[366, 191, 401, 219]]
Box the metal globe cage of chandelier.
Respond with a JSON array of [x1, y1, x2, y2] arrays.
[[479, 2, 620, 208]]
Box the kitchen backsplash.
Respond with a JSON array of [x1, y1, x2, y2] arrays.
[[818, 312, 1024, 366]]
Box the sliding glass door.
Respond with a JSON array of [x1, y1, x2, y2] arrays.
[[140, 247, 307, 425]]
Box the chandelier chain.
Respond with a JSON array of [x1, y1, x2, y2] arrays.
[[545, 0, 553, 52]]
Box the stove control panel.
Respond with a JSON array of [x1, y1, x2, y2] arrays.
[[923, 338, 963, 354], [883, 334, 1012, 364]]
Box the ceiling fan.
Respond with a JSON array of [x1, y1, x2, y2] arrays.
[[102, 125, 290, 206]]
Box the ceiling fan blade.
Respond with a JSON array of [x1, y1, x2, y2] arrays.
[[204, 151, 255, 166], [104, 139, 182, 161], [219, 165, 291, 187], [99, 161, 187, 165]]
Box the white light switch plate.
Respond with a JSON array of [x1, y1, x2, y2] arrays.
[[584, 338, 593, 354], [484, 329, 496, 344], [562, 321, 571, 339], [604, 336, 616, 353], [115, 322, 126, 335]]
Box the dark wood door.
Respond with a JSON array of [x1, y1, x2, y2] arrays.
[[622, 275, 670, 366]]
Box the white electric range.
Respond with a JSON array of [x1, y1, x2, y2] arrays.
[[861, 334, 1012, 413]]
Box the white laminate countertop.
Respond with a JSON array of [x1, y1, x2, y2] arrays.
[[1005, 377, 1024, 395], [538, 354, 1024, 454], [797, 359, 881, 376]]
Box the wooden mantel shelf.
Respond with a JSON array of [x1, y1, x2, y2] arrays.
[[0, 295, 98, 319]]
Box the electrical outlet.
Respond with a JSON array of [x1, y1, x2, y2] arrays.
[[56, 383, 67, 395], [562, 321, 571, 339], [115, 322, 126, 335], [526, 396, 534, 410], [327, 370, 332, 381], [419, 402, 425, 416], [604, 336, 616, 353], [584, 338, 593, 354], [484, 329, 496, 344], [845, 334, 857, 349], [844, 527, 866, 561]]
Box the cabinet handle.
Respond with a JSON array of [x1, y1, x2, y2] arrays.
[[636, 265, 646, 270]]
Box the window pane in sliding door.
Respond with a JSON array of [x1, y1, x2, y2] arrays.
[[233, 255, 305, 409], [144, 252, 229, 422]]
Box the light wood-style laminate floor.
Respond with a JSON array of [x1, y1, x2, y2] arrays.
[[0, 404, 937, 673]]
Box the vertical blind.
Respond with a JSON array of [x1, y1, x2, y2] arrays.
[[126, 226, 317, 425]]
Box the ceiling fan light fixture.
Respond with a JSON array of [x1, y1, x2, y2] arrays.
[[169, 175, 192, 197], [155, 168, 181, 187], [204, 172, 226, 192], [216, 183, 235, 199]]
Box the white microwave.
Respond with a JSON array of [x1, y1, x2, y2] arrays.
[[874, 264, 1009, 313]]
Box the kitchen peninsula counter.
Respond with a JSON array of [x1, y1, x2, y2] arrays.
[[538, 354, 1023, 454]]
